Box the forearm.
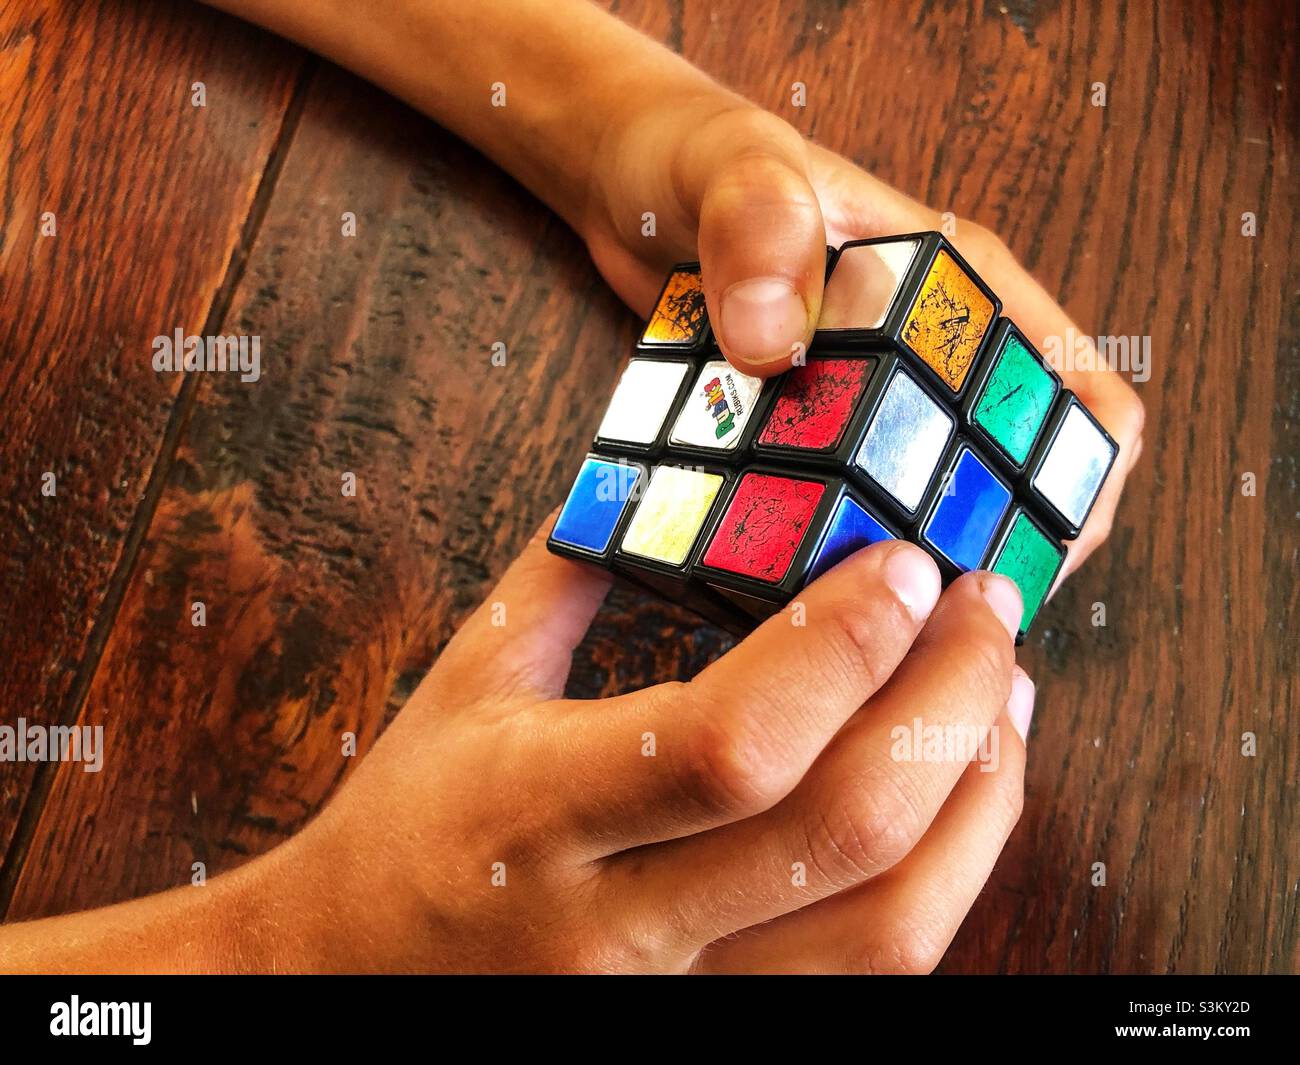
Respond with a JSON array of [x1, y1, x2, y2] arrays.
[[0, 834, 337, 974], [203, 0, 724, 234]]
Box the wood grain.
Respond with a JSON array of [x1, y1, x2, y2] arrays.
[[2, 0, 1296, 972], [0, 0, 304, 898]]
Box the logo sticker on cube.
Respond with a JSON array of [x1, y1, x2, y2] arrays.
[[702, 472, 825, 583], [596, 359, 690, 445], [670, 361, 763, 450], [620, 465, 723, 566], [855, 369, 953, 514], [552, 457, 642, 555], [901, 249, 994, 392], [758, 358, 874, 451]]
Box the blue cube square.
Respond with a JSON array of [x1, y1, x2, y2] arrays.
[[808, 496, 896, 582], [552, 457, 642, 556], [921, 447, 1011, 572]]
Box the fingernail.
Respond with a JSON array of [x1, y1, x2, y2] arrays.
[[1007, 668, 1035, 743], [883, 544, 942, 620], [980, 573, 1023, 640], [718, 277, 808, 365]]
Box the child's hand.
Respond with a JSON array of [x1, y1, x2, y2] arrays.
[[582, 98, 1143, 582], [237, 517, 1030, 973], [0, 516, 1028, 973]]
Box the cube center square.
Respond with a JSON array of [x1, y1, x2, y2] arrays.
[[970, 327, 1059, 468], [855, 366, 953, 515], [551, 238, 1116, 641]]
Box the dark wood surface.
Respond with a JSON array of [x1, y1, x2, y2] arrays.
[[1, 0, 1295, 973]]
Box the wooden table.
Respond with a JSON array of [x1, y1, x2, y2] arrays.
[[1, 0, 1295, 973]]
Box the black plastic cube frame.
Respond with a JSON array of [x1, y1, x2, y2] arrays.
[[615, 563, 753, 636], [555, 233, 1120, 642], [1023, 390, 1120, 540], [958, 318, 1063, 478], [814, 230, 1003, 404]]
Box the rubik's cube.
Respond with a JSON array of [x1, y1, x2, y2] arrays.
[[548, 232, 1117, 641]]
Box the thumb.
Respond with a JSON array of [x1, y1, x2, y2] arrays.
[[683, 110, 826, 377]]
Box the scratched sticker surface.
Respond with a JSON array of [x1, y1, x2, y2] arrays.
[[701, 472, 825, 583], [900, 249, 994, 392], [640, 267, 709, 346], [757, 357, 874, 451]]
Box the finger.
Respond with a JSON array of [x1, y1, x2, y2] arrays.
[[696, 684, 1032, 974], [603, 570, 1022, 953], [424, 512, 612, 705], [538, 541, 942, 858], [677, 108, 826, 376]]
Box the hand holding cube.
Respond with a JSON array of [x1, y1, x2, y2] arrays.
[[551, 233, 1120, 641]]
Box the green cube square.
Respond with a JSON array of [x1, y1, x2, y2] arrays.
[[972, 333, 1057, 466], [990, 511, 1064, 635]]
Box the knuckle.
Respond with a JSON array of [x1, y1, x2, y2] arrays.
[[677, 689, 785, 817], [851, 920, 950, 975], [706, 156, 820, 220], [820, 600, 894, 698], [961, 220, 1009, 260], [807, 768, 926, 882], [557, 932, 624, 975], [718, 106, 805, 156]]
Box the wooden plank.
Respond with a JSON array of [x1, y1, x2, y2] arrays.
[[0, 0, 304, 903], [8, 0, 1298, 973]]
